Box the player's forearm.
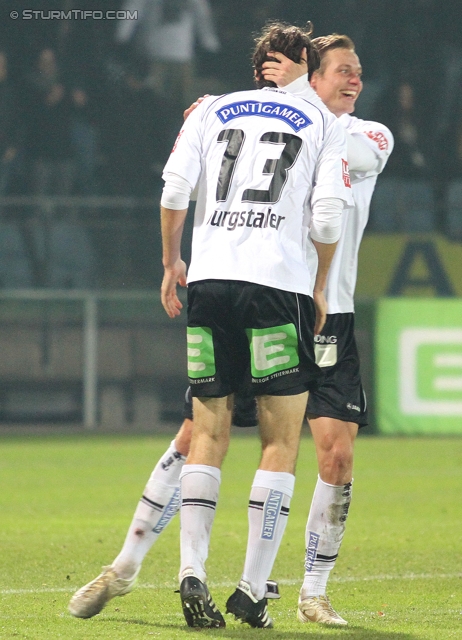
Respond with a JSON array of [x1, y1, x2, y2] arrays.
[[161, 206, 188, 268], [312, 239, 338, 293], [310, 198, 342, 293]]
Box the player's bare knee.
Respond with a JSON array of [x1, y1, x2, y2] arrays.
[[319, 445, 353, 483], [260, 441, 299, 473]]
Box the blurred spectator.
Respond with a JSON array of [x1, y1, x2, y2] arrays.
[[115, 0, 220, 104], [24, 47, 75, 198], [22, 48, 98, 288], [376, 80, 429, 179], [370, 79, 436, 234], [100, 66, 165, 196], [70, 86, 100, 196], [0, 51, 22, 196]]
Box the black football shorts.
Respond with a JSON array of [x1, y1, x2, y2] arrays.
[[182, 386, 257, 427], [186, 279, 323, 397], [307, 312, 368, 427]]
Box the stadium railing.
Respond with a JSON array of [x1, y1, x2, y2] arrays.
[[0, 288, 188, 429], [0, 195, 169, 290]]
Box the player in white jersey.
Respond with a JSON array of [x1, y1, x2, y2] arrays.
[[163, 93, 345, 296], [260, 33, 393, 626], [160, 23, 354, 629]]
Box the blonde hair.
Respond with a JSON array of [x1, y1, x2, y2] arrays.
[[312, 34, 356, 74]]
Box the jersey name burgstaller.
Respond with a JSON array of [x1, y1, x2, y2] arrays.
[[215, 101, 313, 133], [206, 208, 285, 231]]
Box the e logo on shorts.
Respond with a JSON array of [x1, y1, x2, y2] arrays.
[[247, 323, 299, 378], [187, 326, 216, 378]]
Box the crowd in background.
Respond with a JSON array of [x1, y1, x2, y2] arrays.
[[0, 0, 460, 198], [0, 0, 461, 288]]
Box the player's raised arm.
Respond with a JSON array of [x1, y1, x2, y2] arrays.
[[346, 123, 394, 174]]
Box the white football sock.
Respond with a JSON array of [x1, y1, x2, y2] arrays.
[[242, 469, 295, 600], [112, 440, 185, 579], [179, 464, 221, 583], [301, 475, 353, 598]]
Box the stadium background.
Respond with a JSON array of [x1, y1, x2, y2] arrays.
[[0, 0, 460, 433]]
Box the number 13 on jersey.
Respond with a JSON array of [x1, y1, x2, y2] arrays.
[[216, 129, 303, 205]]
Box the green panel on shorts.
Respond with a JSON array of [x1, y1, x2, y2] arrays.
[[247, 323, 299, 378], [187, 326, 216, 379]]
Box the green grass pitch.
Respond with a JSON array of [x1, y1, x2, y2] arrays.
[[0, 430, 461, 639]]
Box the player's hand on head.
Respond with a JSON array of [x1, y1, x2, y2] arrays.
[[261, 48, 308, 87], [183, 95, 210, 121], [313, 289, 328, 335], [161, 259, 187, 318]]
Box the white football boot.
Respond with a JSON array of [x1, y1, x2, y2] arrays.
[[69, 565, 139, 618], [297, 594, 347, 626]]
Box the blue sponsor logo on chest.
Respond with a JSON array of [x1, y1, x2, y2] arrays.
[[216, 101, 312, 132]]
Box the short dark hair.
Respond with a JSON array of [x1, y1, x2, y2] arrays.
[[253, 22, 320, 89], [311, 34, 356, 75]]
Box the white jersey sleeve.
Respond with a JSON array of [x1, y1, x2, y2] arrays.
[[162, 95, 219, 190], [311, 114, 354, 207], [339, 113, 394, 177], [346, 132, 379, 172], [161, 172, 193, 209]]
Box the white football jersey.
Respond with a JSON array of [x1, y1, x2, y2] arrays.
[[282, 78, 394, 312], [324, 114, 394, 313], [163, 87, 353, 295]]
